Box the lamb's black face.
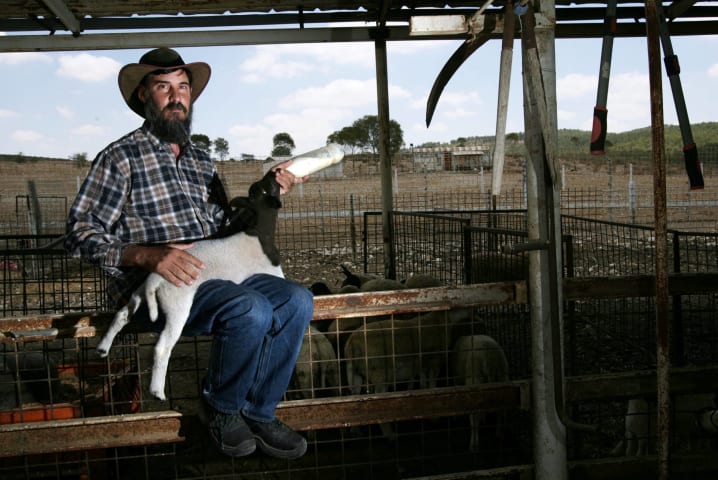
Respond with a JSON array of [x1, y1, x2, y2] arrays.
[[249, 170, 281, 202]]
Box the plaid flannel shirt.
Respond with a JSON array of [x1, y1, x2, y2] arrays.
[[65, 123, 227, 307]]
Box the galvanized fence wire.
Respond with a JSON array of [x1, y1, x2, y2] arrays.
[[1, 188, 718, 478], [1, 235, 107, 317]]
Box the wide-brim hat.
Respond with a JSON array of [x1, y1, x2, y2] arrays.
[[118, 47, 211, 118]]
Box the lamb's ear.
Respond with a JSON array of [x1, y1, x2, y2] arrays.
[[229, 196, 250, 209]]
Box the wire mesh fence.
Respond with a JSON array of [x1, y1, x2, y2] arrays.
[[1, 171, 718, 479]]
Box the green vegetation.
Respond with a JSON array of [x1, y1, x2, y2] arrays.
[[413, 122, 717, 164], [271, 132, 296, 157], [328, 115, 404, 155]]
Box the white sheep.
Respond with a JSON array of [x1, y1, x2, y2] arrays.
[[343, 308, 472, 439], [451, 334, 509, 452], [287, 324, 340, 400], [96, 171, 284, 401], [610, 393, 717, 456]]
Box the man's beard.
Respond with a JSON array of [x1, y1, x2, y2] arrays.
[[144, 98, 192, 145]]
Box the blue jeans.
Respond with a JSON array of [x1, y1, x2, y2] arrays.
[[138, 274, 313, 421]]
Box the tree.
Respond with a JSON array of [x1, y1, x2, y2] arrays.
[[328, 115, 404, 156], [69, 152, 88, 168], [271, 132, 295, 157], [191, 134, 211, 152], [213, 137, 229, 161], [327, 126, 365, 154]]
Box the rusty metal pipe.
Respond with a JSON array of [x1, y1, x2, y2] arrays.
[[645, 1, 672, 478]]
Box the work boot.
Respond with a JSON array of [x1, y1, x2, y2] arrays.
[[244, 417, 307, 460], [199, 400, 256, 457]]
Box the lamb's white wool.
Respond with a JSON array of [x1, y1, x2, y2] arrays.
[[96, 173, 283, 401]]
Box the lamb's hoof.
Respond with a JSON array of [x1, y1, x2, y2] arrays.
[[150, 389, 166, 401], [96, 347, 108, 358]]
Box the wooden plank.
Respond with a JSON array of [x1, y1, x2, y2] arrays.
[[276, 383, 528, 431], [565, 365, 718, 402], [0, 283, 528, 339], [562, 272, 718, 299], [0, 411, 183, 457]]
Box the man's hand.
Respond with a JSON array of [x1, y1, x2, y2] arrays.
[[272, 159, 308, 195], [121, 243, 204, 287]]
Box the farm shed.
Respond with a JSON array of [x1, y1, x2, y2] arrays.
[[2, 1, 718, 480], [411, 146, 492, 172]]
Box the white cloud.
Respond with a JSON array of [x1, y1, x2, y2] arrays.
[[557, 109, 577, 122], [11, 130, 44, 142], [71, 124, 106, 136], [227, 105, 350, 157], [280, 78, 378, 109], [0, 109, 17, 118], [239, 48, 313, 83], [56, 53, 121, 82], [709, 64, 718, 77], [556, 73, 596, 99], [0, 52, 52, 65], [605, 71, 651, 131], [56, 105, 74, 119], [266, 43, 373, 67], [431, 90, 483, 108], [239, 43, 375, 83]]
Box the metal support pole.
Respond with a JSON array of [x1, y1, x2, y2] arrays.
[[521, 2, 568, 479], [645, 1, 672, 478], [373, 28, 396, 279]]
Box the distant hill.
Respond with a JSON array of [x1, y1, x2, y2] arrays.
[[418, 122, 718, 163], [3, 122, 717, 164], [556, 122, 718, 154]]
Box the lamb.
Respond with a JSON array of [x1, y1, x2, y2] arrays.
[[610, 393, 717, 456], [451, 334, 509, 452], [96, 170, 284, 401]]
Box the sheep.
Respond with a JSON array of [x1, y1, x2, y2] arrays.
[[309, 281, 334, 296], [451, 334, 509, 452], [359, 277, 407, 292], [402, 273, 444, 289], [343, 308, 472, 439], [287, 324, 340, 400], [325, 276, 406, 357], [340, 264, 378, 289], [96, 170, 284, 401], [610, 392, 717, 456]]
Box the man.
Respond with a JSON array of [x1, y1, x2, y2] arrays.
[[65, 48, 313, 460]]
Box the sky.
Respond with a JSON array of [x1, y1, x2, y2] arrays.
[[1, 22, 717, 161]]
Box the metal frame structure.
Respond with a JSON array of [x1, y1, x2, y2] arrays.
[[1, 1, 717, 52], [2, 2, 717, 479]]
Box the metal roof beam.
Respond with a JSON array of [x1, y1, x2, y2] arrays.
[[39, 0, 81, 36], [1, 20, 716, 53]]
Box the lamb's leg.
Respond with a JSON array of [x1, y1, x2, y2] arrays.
[[149, 299, 191, 401], [96, 293, 141, 357]]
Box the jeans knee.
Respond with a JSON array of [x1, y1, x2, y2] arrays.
[[285, 281, 314, 320], [223, 291, 274, 334]]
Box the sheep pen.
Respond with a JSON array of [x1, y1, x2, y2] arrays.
[[1, 155, 718, 479]]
